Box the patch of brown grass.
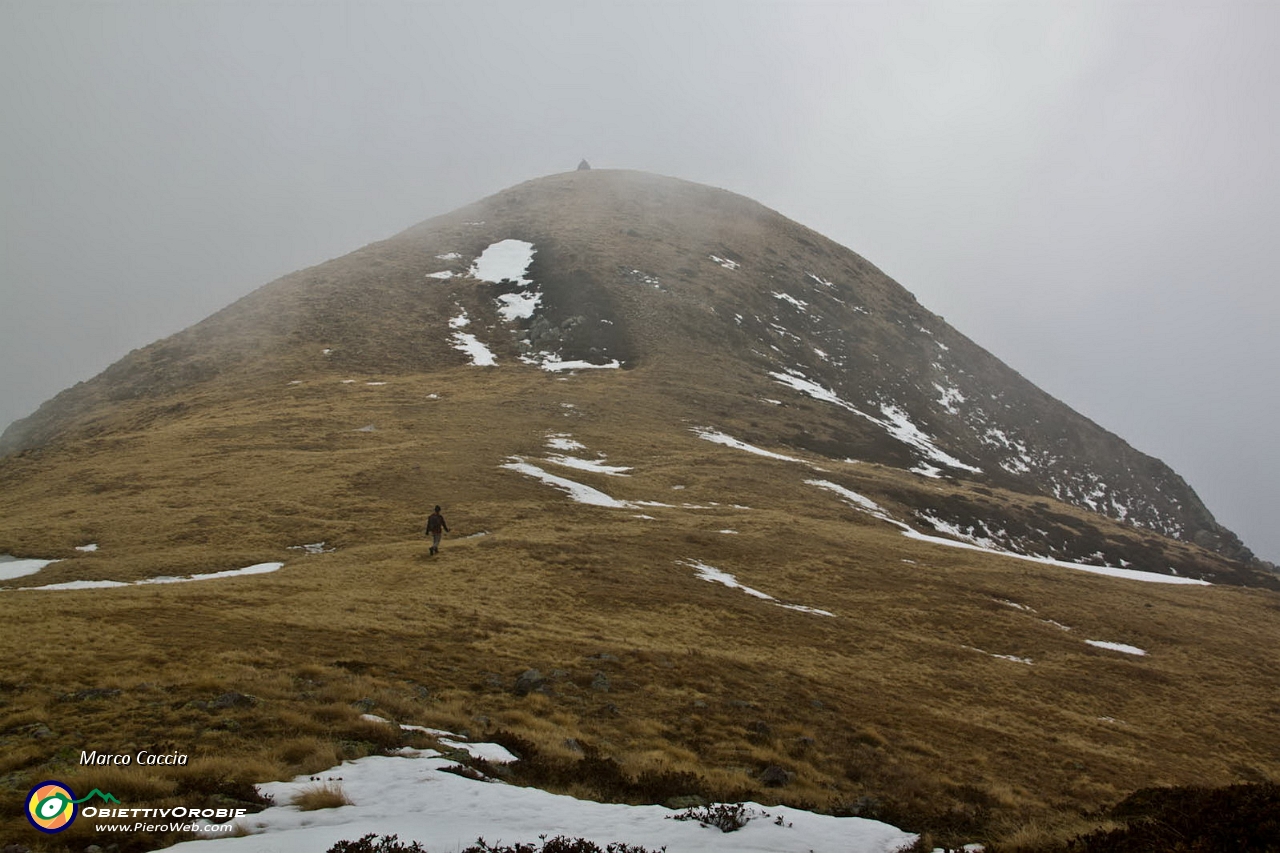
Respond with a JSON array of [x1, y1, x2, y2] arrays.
[[290, 780, 352, 811]]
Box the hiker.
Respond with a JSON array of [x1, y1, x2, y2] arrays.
[[425, 505, 449, 555]]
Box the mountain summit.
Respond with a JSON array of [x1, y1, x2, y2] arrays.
[[2, 169, 1258, 581]]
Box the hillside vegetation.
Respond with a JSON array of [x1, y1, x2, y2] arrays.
[[2, 171, 1277, 850], [3, 368, 1279, 849]]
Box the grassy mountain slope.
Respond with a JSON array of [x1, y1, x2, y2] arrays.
[[1, 170, 1277, 849]]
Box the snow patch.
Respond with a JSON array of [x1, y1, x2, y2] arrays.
[[545, 455, 632, 476], [546, 433, 586, 451], [1086, 640, 1147, 656], [805, 480, 889, 517], [497, 291, 541, 322], [471, 239, 536, 285], [878, 404, 981, 474], [684, 560, 834, 617], [470, 240, 540, 321], [805, 481, 1210, 586], [898, 525, 1207, 585], [934, 382, 965, 415], [500, 458, 633, 508], [995, 599, 1035, 612], [625, 269, 661, 288], [772, 291, 809, 311], [0, 556, 58, 581], [288, 542, 334, 554], [965, 646, 1033, 665], [7, 563, 284, 592], [709, 254, 740, 270], [168, 748, 914, 852], [525, 353, 622, 372], [693, 428, 804, 463], [768, 369, 980, 474], [452, 332, 497, 366]]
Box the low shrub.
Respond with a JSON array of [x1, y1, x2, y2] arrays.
[[324, 834, 664, 853], [667, 802, 757, 832], [462, 836, 665, 853], [328, 835, 427, 853], [441, 763, 490, 782], [291, 780, 352, 810]]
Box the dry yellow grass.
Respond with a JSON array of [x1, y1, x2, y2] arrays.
[[291, 781, 353, 811], [1, 362, 1278, 849]]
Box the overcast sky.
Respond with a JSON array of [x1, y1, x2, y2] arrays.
[[2, 1, 1277, 561]]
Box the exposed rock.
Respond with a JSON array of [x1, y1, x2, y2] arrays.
[[513, 668, 547, 696], [759, 764, 794, 787], [211, 691, 259, 709], [591, 671, 610, 692]]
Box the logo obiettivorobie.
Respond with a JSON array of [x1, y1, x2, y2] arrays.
[[25, 782, 118, 833]]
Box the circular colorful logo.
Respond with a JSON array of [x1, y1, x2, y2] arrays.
[[26, 781, 77, 833]]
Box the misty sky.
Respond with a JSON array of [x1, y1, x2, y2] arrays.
[[2, 1, 1277, 561]]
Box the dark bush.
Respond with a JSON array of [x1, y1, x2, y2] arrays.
[[327, 835, 427, 853], [668, 802, 760, 832], [440, 763, 490, 782], [462, 836, 664, 853], [1062, 783, 1280, 852]]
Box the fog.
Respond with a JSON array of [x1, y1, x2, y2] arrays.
[[2, 2, 1277, 561]]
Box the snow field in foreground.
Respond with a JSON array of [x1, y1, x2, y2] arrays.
[[165, 747, 915, 853]]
